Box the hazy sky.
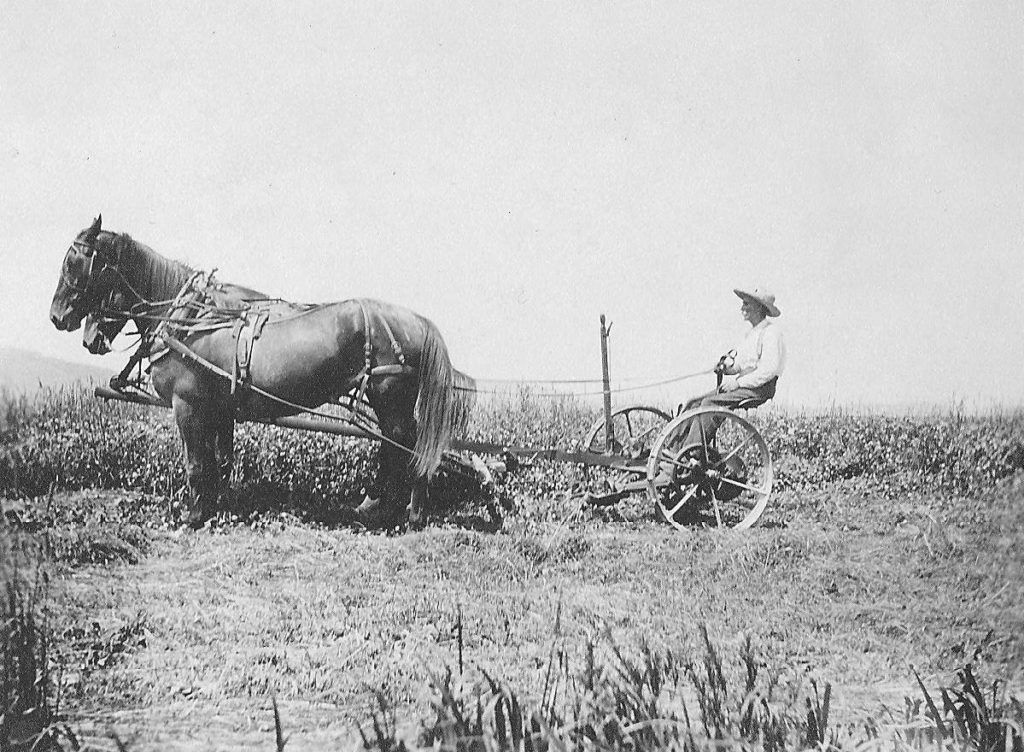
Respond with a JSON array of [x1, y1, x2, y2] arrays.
[[3, 1, 1022, 409]]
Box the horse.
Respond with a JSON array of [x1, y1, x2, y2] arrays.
[[51, 216, 475, 529], [83, 295, 131, 355]]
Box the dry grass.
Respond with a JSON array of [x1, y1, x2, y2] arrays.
[[2, 470, 1010, 749]]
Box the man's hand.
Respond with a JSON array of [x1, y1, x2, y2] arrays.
[[719, 375, 741, 393], [714, 350, 736, 375]]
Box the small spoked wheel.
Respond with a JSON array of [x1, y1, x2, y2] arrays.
[[645, 407, 772, 530], [584, 406, 672, 460]]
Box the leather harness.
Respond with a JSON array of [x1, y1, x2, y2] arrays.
[[347, 299, 409, 409], [230, 308, 271, 396], [147, 278, 415, 412]]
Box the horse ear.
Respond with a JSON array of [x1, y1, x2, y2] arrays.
[[85, 215, 102, 242]]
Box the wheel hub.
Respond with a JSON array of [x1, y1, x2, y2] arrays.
[[662, 444, 748, 505]]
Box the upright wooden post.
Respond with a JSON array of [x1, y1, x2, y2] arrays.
[[600, 314, 613, 452]]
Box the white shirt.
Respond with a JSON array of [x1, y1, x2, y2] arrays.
[[728, 319, 785, 389]]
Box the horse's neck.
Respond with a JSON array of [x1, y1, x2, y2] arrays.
[[119, 237, 194, 304], [111, 235, 194, 336]]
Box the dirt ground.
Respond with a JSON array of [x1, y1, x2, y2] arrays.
[[21, 473, 1024, 750]]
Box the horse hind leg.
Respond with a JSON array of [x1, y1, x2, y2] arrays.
[[355, 439, 409, 528], [408, 473, 428, 529], [358, 384, 423, 529], [391, 419, 430, 529]]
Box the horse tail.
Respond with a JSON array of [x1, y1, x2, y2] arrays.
[[412, 324, 475, 479]]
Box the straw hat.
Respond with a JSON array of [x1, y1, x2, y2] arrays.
[[733, 286, 780, 317]]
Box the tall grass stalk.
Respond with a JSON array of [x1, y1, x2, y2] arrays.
[[373, 626, 846, 752], [0, 559, 78, 751]]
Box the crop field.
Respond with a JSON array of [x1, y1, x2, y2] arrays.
[[2, 384, 1024, 751]]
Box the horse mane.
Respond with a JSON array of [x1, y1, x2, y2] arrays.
[[102, 232, 195, 301]]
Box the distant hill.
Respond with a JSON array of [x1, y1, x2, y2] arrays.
[[0, 348, 114, 394]]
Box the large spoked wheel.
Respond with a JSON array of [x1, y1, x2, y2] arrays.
[[584, 406, 672, 460], [646, 407, 772, 531]]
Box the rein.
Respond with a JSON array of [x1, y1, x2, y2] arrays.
[[455, 368, 716, 398]]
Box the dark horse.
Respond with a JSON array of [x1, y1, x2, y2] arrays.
[[51, 216, 475, 528]]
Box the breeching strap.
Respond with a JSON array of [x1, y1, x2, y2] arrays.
[[351, 299, 408, 410]]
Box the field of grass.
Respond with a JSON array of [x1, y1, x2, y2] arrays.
[[2, 384, 1023, 750]]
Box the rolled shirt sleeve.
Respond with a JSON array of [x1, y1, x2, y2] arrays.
[[735, 324, 785, 389]]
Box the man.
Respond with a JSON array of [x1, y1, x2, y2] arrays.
[[683, 285, 785, 445]]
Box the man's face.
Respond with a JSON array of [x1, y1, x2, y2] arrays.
[[740, 298, 765, 324]]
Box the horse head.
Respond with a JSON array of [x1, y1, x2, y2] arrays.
[[50, 215, 122, 332], [83, 286, 132, 355]]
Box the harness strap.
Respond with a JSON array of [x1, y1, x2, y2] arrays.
[[230, 318, 244, 395], [378, 312, 406, 367], [353, 300, 374, 411], [157, 333, 423, 463], [155, 298, 416, 411], [348, 300, 412, 411], [110, 342, 149, 389], [231, 309, 270, 395], [368, 364, 412, 377], [156, 272, 208, 333]]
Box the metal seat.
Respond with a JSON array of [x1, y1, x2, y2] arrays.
[[677, 395, 766, 417]]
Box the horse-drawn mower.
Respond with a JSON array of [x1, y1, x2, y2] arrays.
[[53, 216, 773, 530]]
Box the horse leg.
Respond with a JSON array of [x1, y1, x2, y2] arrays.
[[213, 411, 235, 506], [355, 437, 412, 528], [357, 387, 420, 527], [381, 416, 425, 529], [172, 397, 218, 528], [408, 473, 428, 529]]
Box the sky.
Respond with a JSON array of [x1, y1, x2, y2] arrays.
[[3, 1, 1022, 410]]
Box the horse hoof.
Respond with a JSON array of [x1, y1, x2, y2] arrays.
[[186, 509, 209, 530], [356, 495, 383, 515], [355, 497, 402, 529]]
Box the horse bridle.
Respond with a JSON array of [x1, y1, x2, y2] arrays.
[[63, 236, 150, 320], [62, 238, 118, 303]]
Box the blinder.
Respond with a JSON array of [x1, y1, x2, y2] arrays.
[[61, 237, 121, 314]]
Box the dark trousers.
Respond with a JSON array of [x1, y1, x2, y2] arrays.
[[682, 379, 776, 448]]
